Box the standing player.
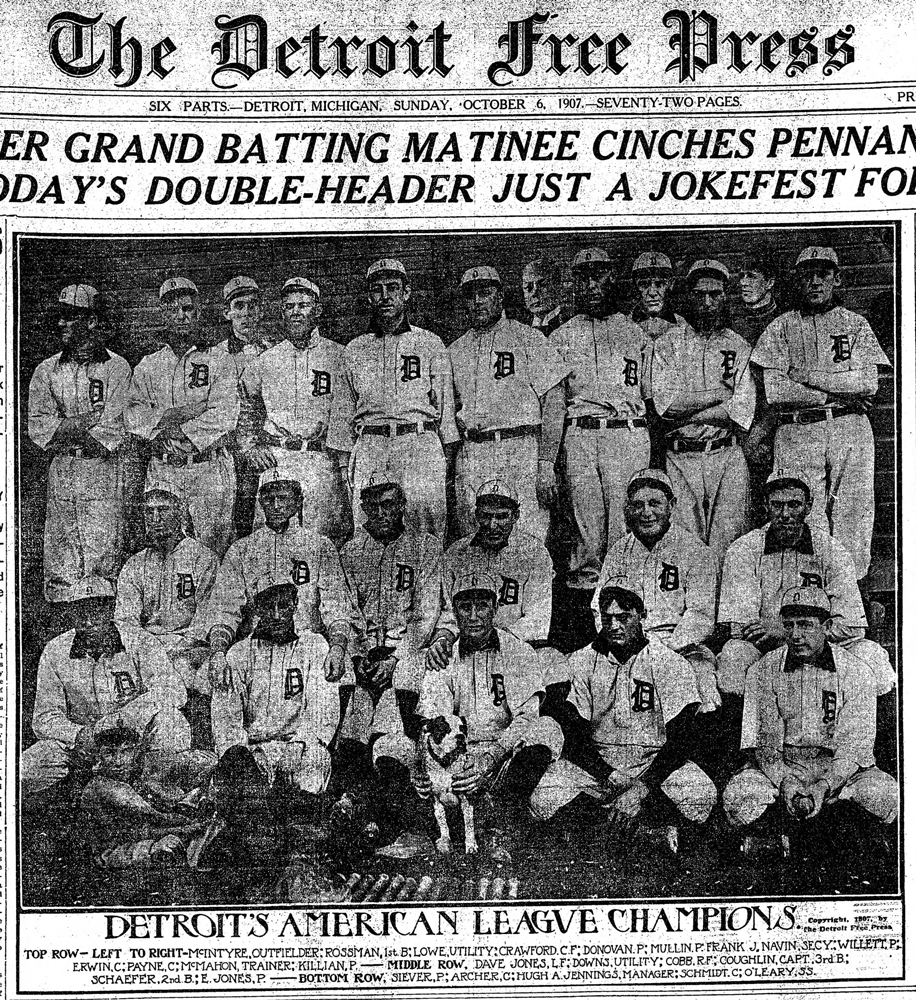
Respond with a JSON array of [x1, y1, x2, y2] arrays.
[[243, 276, 349, 542], [521, 257, 565, 335], [327, 258, 459, 538], [629, 252, 686, 340], [751, 246, 890, 579], [552, 248, 652, 590], [450, 265, 568, 542], [651, 259, 755, 564], [125, 277, 240, 558], [28, 284, 131, 603]]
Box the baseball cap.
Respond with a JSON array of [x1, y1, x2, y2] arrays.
[[282, 276, 320, 299], [59, 283, 99, 311], [765, 468, 811, 501], [159, 276, 199, 301], [253, 580, 299, 606], [143, 478, 183, 502], [632, 252, 673, 275], [795, 246, 839, 269], [572, 247, 611, 269], [452, 571, 498, 601], [460, 265, 502, 288], [687, 259, 729, 284], [627, 468, 675, 501], [361, 465, 401, 498], [597, 576, 645, 613], [367, 258, 407, 281], [257, 467, 301, 493], [780, 585, 831, 620], [223, 275, 259, 304], [475, 479, 519, 508]]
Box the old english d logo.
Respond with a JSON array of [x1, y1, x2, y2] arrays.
[[831, 334, 852, 363], [88, 378, 105, 405], [284, 666, 304, 699], [659, 562, 680, 592], [494, 351, 515, 380], [188, 363, 210, 388], [395, 563, 415, 591], [720, 350, 737, 382], [800, 571, 823, 588], [400, 355, 421, 382], [311, 370, 331, 396], [822, 690, 837, 724], [291, 559, 310, 585], [622, 358, 639, 387], [176, 573, 195, 599], [632, 678, 655, 712], [498, 576, 519, 605], [490, 673, 507, 706], [113, 670, 138, 701]]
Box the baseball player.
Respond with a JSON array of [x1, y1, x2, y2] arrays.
[[28, 284, 131, 603], [21, 598, 190, 797], [125, 277, 240, 558], [327, 258, 459, 538], [414, 572, 564, 853], [629, 251, 687, 340], [651, 259, 755, 564], [717, 470, 894, 697], [751, 246, 890, 579], [201, 468, 356, 691], [242, 276, 349, 541], [210, 582, 341, 802], [450, 264, 569, 542], [530, 582, 717, 847], [115, 480, 218, 690], [722, 587, 897, 842], [522, 257, 565, 335], [592, 469, 719, 713], [552, 248, 653, 589]]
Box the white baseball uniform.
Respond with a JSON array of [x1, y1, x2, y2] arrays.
[[630, 308, 687, 341], [126, 344, 240, 557], [450, 314, 569, 541], [21, 624, 189, 796], [552, 313, 652, 587], [243, 332, 348, 539], [752, 305, 890, 578], [28, 348, 131, 602], [652, 324, 756, 564], [723, 643, 898, 826], [328, 321, 459, 537], [211, 630, 340, 794]]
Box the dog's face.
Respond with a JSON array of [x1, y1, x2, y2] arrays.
[[423, 714, 468, 768]]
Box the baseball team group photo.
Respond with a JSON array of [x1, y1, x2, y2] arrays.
[[14, 220, 900, 906]]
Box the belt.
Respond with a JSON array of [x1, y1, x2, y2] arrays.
[[776, 403, 867, 426], [566, 416, 647, 431], [154, 447, 224, 467], [60, 446, 92, 458], [669, 435, 737, 454], [463, 423, 539, 443], [360, 420, 438, 438], [264, 434, 324, 453]]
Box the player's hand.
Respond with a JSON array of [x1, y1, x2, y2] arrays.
[[207, 651, 233, 693], [426, 633, 455, 671], [535, 460, 558, 508], [780, 774, 806, 817], [73, 724, 97, 763], [451, 750, 498, 796], [802, 778, 830, 820], [741, 619, 784, 647], [150, 834, 186, 863], [605, 781, 649, 833], [696, 669, 722, 714], [323, 644, 347, 683], [246, 446, 276, 473], [158, 400, 207, 430], [410, 768, 432, 800]]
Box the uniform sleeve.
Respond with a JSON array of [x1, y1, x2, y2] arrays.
[[826, 660, 878, 792], [640, 338, 655, 400], [669, 541, 717, 649], [648, 331, 681, 416], [193, 546, 221, 618], [201, 543, 248, 641], [32, 640, 82, 745], [762, 367, 828, 408], [240, 354, 263, 400], [125, 357, 169, 441], [316, 537, 360, 638], [181, 354, 241, 452], [525, 325, 569, 398], [436, 544, 460, 639], [405, 536, 445, 654], [750, 315, 789, 372], [717, 536, 762, 626], [511, 542, 553, 644], [652, 647, 701, 725], [416, 664, 457, 720], [211, 645, 249, 757], [114, 555, 145, 628], [431, 339, 460, 446], [298, 636, 340, 748], [850, 312, 890, 367], [741, 657, 788, 786], [824, 536, 868, 642], [89, 355, 131, 453], [566, 651, 595, 722], [326, 352, 358, 453], [494, 691, 542, 758], [724, 343, 756, 431], [27, 360, 63, 450]]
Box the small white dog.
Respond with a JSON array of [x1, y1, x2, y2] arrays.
[[421, 714, 477, 855]]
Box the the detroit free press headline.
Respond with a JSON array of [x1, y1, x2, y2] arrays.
[[3, 0, 913, 997]]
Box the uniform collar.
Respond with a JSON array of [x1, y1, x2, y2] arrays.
[[631, 304, 678, 324], [368, 313, 411, 337], [592, 632, 648, 663], [250, 623, 299, 645], [471, 312, 506, 337], [59, 343, 110, 365], [70, 623, 125, 660], [784, 643, 835, 673], [470, 530, 510, 554], [286, 327, 321, 351], [532, 306, 561, 330], [763, 522, 814, 555], [458, 629, 500, 658]]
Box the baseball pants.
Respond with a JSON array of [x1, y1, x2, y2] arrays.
[[563, 425, 651, 589], [256, 445, 350, 542], [249, 739, 332, 795], [454, 432, 548, 541], [723, 761, 898, 827], [351, 430, 446, 538], [43, 453, 124, 603], [530, 758, 717, 824], [20, 707, 192, 797], [773, 413, 875, 579], [147, 450, 236, 559], [666, 444, 750, 566]]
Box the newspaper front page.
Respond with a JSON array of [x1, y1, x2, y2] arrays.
[[3, 0, 911, 996]]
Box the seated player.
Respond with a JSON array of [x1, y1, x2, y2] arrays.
[[593, 469, 719, 713], [414, 572, 564, 857], [723, 587, 897, 852], [717, 469, 894, 697], [531, 581, 717, 851], [21, 598, 190, 799], [115, 480, 218, 691]]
